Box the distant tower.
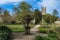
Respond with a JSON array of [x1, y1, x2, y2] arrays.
[[41, 7, 46, 25], [41, 7, 46, 15]]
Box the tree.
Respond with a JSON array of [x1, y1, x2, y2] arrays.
[[0, 7, 2, 14], [13, 2, 32, 23], [13, 2, 33, 34], [0, 7, 3, 23], [43, 14, 58, 23], [3, 10, 11, 24], [13, 7, 22, 21], [20, 2, 32, 34], [34, 9, 42, 24], [0, 7, 3, 15], [52, 9, 58, 16], [20, 2, 31, 14]]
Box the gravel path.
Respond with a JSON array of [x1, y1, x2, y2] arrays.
[[12, 32, 48, 40], [12, 25, 47, 40]]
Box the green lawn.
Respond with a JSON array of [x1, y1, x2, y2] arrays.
[[0, 24, 34, 32], [0, 25, 25, 32]]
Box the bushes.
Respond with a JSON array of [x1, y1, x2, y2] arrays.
[[48, 33, 58, 38], [35, 35, 43, 40], [39, 27, 48, 33], [39, 25, 50, 33], [48, 33, 58, 40], [55, 27, 60, 39], [39, 25, 56, 34], [35, 33, 58, 40], [49, 30, 56, 34], [35, 35, 50, 40], [0, 26, 12, 40]]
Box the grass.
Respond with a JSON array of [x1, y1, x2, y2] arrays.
[[0, 24, 35, 32], [7, 25, 25, 32], [0, 24, 25, 32]]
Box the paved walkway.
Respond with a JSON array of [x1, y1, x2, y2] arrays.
[[12, 25, 47, 40], [31, 25, 40, 32]]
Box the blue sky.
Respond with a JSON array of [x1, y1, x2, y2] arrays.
[[0, 0, 60, 17]]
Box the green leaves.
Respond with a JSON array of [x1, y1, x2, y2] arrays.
[[35, 35, 43, 40], [52, 9, 58, 16], [3, 10, 11, 23], [43, 14, 58, 23], [35, 33, 58, 40], [34, 9, 42, 24], [0, 26, 12, 40]]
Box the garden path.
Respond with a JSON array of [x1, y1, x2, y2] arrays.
[[12, 25, 47, 40], [12, 32, 47, 40], [30, 25, 40, 32]]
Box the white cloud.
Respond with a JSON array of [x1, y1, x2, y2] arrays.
[[37, 0, 60, 13], [0, 0, 25, 5]]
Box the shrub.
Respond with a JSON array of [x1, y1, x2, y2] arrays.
[[48, 33, 57, 38], [39, 26, 50, 33], [39, 28, 48, 33], [35, 35, 51, 40], [35, 34, 58, 40], [0, 26, 12, 40], [55, 27, 60, 39], [35, 35, 43, 40], [49, 30, 56, 34], [48, 33, 58, 40], [43, 37, 50, 40], [55, 27, 60, 34]]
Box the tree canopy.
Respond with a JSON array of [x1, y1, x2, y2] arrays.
[[34, 9, 42, 24]]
